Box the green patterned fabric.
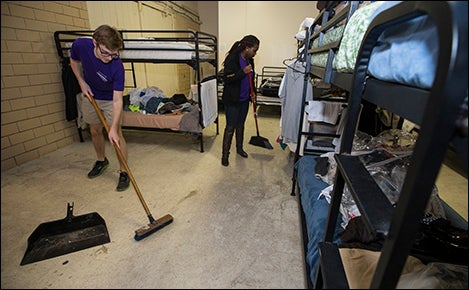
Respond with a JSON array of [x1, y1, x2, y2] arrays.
[[311, 26, 345, 48], [311, 26, 345, 67], [333, 1, 385, 72], [311, 52, 329, 67]]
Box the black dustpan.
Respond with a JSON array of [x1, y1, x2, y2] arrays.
[[249, 135, 274, 149], [20, 202, 110, 266], [248, 73, 274, 150]]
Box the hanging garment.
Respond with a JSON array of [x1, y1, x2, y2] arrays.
[[61, 60, 81, 121], [278, 60, 313, 146]]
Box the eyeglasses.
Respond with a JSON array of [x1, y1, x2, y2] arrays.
[[97, 45, 119, 59]]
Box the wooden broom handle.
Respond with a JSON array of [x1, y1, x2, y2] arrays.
[[88, 96, 153, 218]]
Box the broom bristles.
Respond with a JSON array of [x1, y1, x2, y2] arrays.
[[134, 214, 173, 241]]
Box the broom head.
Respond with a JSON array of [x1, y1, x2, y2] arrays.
[[134, 214, 173, 241]]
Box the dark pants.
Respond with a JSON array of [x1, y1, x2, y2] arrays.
[[224, 100, 249, 127], [222, 100, 250, 165]]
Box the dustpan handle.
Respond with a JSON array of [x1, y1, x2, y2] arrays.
[[66, 202, 74, 221]]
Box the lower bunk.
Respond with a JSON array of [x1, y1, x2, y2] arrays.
[[121, 109, 205, 151], [121, 78, 218, 153], [295, 153, 468, 289], [121, 94, 207, 152], [73, 78, 219, 153]]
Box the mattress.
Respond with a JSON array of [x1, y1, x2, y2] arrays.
[[120, 41, 214, 60], [122, 110, 183, 131], [122, 103, 202, 133], [63, 39, 214, 60], [295, 156, 343, 284]]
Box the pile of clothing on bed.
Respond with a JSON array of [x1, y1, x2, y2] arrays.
[[124, 86, 194, 115]]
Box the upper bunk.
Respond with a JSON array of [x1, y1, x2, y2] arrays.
[[305, 1, 360, 90], [54, 29, 218, 70], [303, 1, 467, 156], [305, 1, 447, 97], [339, 1, 467, 158]]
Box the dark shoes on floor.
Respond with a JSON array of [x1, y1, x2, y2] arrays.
[[116, 171, 130, 192], [88, 158, 109, 178], [237, 149, 248, 158], [88, 158, 129, 191], [221, 155, 229, 167]]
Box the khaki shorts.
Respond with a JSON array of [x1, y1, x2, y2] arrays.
[[80, 93, 114, 125]]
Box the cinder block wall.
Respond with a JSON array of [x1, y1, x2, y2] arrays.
[[1, 1, 90, 171]]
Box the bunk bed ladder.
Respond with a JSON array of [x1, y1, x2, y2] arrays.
[[290, 26, 313, 196], [291, 6, 332, 196], [291, 2, 358, 196]]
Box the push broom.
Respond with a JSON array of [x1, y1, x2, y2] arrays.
[[89, 96, 173, 241], [248, 73, 274, 149]]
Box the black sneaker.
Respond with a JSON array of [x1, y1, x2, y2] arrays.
[[88, 158, 109, 178], [116, 171, 130, 192]]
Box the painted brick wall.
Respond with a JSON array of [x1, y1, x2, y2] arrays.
[[1, 1, 90, 171], [1, 1, 205, 172]]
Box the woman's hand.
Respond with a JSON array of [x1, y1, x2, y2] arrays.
[[243, 64, 252, 74]]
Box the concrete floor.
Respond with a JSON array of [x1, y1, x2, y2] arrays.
[[1, 106, 307, 289], [2, 105, 467, 289]]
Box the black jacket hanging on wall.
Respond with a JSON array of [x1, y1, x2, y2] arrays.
[[61, 59, 81, 121]]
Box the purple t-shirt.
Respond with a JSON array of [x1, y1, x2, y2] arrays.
[[239, 54, 251, 102], [70, 38, 124, 101]]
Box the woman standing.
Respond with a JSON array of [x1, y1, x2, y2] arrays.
[[221, 35, 260, 166]]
